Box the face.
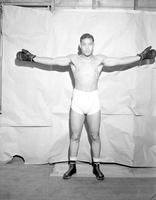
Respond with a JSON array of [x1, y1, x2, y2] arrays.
[[80, 38, 94, 57]]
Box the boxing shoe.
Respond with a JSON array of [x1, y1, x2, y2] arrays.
[[92, 162, 104, 181], [63, 161, 77, 179]]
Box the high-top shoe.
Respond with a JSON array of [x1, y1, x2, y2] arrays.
[[92, 162, 104, 180], [63, 161, 76, 179]]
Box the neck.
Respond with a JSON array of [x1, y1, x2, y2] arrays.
[[80, 54, 94, 60]]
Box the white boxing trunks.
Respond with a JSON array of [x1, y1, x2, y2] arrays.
[[71, 89, 100, 115]]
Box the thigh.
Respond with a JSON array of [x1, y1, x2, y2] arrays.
[[86, 111, 101, 134], [70, 109, 85, 135]]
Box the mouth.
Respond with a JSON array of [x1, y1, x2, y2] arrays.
[[85, 54, 91, 57], [85, 51, 91, 55]]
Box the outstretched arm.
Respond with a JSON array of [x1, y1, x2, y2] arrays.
[[33, 56, 71, 66], [103, 55, 140, 67], [103, 46, 155, 70], [16, 49, 71, 67]]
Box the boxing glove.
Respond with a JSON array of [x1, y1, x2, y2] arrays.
[[16, 49, 36, 62], [138, 48, 156, 66], [145, 49, 156, 60], [137, 46, 152, 60]]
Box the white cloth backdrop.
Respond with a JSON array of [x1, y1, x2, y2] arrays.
[[0, 5, 156, 166]]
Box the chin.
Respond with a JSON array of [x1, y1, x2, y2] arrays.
[[85, 53, 92, 57]]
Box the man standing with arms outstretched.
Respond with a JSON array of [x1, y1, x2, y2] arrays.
[[16, 33, 156, 180]]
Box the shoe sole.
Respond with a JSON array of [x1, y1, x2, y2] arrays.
[[62, 172, 76, 180], [63, 176, 72, 180], [96, 176, 105, 181]]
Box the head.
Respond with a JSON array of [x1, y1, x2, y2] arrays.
[[78, 33, 94, 57]]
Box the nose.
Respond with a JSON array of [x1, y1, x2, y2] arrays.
[[85, 46, 90, 51]]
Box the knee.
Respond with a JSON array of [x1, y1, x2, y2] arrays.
[[90, 133, 100, 142], [71, 132, 81, 143]]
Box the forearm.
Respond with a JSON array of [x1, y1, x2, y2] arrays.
[[118, 56, 140, 65], [16, 49, 71, 66], [33, 56, 55, 65], [102, 46, 156, 71], [105, 56, 140, 67]]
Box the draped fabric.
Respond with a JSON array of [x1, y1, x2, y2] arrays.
[[0, 5, 156, 166]]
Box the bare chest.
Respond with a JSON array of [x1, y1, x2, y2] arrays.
[[71, 58, 103, 77]]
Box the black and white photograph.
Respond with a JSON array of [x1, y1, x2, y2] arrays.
[[0, 0, 156, 199]]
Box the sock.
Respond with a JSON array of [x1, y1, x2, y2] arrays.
[[70, 157, 77, 162], [93, 157, 100, 163]]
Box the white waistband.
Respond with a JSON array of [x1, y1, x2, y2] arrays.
[[73, 88, 98, 95]]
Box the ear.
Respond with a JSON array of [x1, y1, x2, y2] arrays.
[[78, 45, 82, 55]]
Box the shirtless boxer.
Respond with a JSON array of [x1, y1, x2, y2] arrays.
[[16, 33, 156, 180]]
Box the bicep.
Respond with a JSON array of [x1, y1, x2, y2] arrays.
[[52, 56, 71, 66], [103, 57, 120, 67], [34, 55, 71, 66]]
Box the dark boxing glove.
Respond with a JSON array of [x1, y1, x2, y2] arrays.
[[145, 49, 156, 60], [16, 49, 36, 62], [137, 46, 152, 60], [137, 47, 156, 66]]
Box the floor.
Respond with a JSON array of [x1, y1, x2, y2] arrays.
[[0, 157, 156, 200]]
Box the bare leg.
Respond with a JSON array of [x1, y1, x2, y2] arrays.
[[86, 111, 101, 160], [69, 109, 85, 159], [86, 111, 104, 180], [63, 109, 85, 179]]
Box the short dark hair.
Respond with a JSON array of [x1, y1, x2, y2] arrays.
[[80, 33, 94, 43]]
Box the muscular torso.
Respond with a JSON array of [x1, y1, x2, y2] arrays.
[[69, 55, 104, 91]]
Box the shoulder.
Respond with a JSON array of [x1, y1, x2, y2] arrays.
[[95, 54, 107, 60], [67, 54, 78, 60], [67, 54, 79, 63], [94, 54, 108, 64]]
